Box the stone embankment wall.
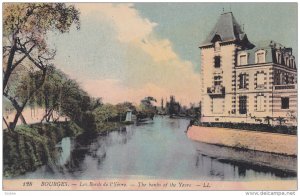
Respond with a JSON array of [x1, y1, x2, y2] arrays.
[[187, 126, 297, 156]]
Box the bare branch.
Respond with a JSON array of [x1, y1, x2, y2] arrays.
[[12, 44, 36, 70]]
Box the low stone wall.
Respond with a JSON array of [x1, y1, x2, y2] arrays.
[[187, 126, 297, 156]]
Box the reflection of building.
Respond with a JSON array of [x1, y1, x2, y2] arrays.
[[200, 12, 297, 125]]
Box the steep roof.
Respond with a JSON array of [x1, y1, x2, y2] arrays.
[[201, 12, 253, 48], [237, 40, 295, 65]]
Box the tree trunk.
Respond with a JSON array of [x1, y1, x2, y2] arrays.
[[5, 69, 47, 131], [10, 108, 24, 131], [19, 112, 27, 125], [3, 38, 17, 91], [3, 117, 11, 132]]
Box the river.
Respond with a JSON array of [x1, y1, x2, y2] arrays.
[[19, 116, 296, 180]]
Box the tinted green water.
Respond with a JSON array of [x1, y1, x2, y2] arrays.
[[21, 116, 296, 180]]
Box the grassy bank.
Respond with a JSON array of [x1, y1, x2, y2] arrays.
[[3, 121, 83, 178]]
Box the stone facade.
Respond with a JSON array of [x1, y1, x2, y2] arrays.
[[200, 12, 297, 126]]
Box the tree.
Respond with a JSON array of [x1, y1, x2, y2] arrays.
[[167, 95, 180, 116], [94, 104, 118, 123], [115, 102, 136, 122], [3, 3, 80, 131], [139, 97, 157, 119], [16, 66, 95, 128]]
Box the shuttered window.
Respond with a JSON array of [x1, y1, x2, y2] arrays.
[[240, 55, 247, 65], [257, 73, 264, 88], [239, 96, 247, 114], [257, 95, 264, 111]]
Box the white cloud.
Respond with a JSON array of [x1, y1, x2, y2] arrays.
[[52, 3, 201, 105]]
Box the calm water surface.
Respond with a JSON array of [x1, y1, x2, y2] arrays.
[[20, 117, 296, 180]]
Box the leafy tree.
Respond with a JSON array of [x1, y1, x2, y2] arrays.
[[138, 97, 157, 119], [3, 3, 80, 131], [166, 95, 181, 116], [16, 66, 95, 128], [94, 104, 118, 123], [115, 102, 136, 122]]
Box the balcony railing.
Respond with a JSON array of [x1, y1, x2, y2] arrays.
[[274, 84, 296, 90], [207, 85, 225, 97]]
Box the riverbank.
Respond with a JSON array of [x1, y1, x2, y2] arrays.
[[3, 121, 83, 177], [187, 126, 297, 156], [3, 120, 128, 178]]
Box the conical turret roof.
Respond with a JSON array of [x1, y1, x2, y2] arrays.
[[201, 12, 254, 48]]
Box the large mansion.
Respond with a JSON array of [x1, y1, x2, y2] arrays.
[[200, 12, 297, 126]]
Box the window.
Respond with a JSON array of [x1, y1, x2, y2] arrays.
[[281, 97, 289, 109], [214, 41, 220, 51], [285, 74, 289, 84], [256, 51, 265, 63], [239, 54, 247, 65], [214, 56, 221, 68], [277, 52, 282, 64], [256, 95, 265, 112], [285, 57, 289, 66], [214, 75, 222, 86], [256, 73, 264, 88], [279, 73, 284, 85], [290, 58, 294, 68], [239, 74, 247, 89], [291, 76, 295, 84], [239, 96, 247, 114]]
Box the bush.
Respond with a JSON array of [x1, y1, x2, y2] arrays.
[[198, 122, 297, 135]]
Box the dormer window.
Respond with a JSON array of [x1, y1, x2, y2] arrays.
[[290, 57, 294, 68], [238, 52, 248, 66], [214, 41, 220, 52], [276, 52, 282, 64], [285, 57, 290, 67], [255, 50, 266, 64], [214, 56, 221, 68]]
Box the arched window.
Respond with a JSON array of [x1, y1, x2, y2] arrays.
[[255, 50, 266, 64], [276, 51, 282, 64], [290, 57, 295, 68], [285, 56, 289, 66], [214, 41, 220, 52]]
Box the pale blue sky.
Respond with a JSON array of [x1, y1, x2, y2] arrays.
[[135, 3, 298, 71], [49, 3, 297, 104]]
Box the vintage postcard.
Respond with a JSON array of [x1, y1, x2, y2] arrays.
[[2, 2, 298, 192]]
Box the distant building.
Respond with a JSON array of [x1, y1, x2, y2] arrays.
[[199, 12, 297, 126]]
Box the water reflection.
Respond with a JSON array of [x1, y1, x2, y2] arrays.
[[18, 117, 297, 180], [55, 137, 72, 166], [194, 143, 297, 180]]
